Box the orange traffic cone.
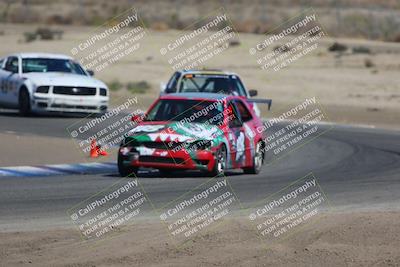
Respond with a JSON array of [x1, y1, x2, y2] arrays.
[[90, 139, 99, 158], [97, 144, 109, 156]]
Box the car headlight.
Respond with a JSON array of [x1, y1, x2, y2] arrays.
[[99, 88, 107, 96], [36, 86, 49, 93]]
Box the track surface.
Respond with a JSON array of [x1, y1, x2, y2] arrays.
[[0, 111, 399, 231]]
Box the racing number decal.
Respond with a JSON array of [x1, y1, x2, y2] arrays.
[[0, 78, 15, 94]]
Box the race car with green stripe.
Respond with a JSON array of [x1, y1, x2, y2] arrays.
[[118, 92, 267, 177]]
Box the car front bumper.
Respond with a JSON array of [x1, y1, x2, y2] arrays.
[[32, 93, 108, 113], [120, 148, 217, 172]]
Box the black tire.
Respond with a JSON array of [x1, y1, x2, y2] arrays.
[[19, 88, 31, 116], [210, 145, 227, 177], [243, 141, 264, 174], [117, 153, 138, 177]]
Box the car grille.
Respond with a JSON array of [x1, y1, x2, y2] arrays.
[[53, 86, 96, 96], [139, 156, 184, 165], [138, 142, 169, 149], [144, 141, 184, 150], [50, 104, 97, 110]]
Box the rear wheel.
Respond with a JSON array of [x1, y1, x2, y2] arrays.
[[19, 88, 31, 116], [243, 141, 264, 174], [210, 145, 227, 177], [117, 153, 138, 177]]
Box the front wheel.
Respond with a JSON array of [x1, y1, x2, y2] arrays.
[[243, 142, 264, 174], [117, 153, 138, 177], [209, 145, 227, 177], [19, 89, 31, 116]]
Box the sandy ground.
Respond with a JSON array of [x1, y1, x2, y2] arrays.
[[0, 24, 398, 128], [0, 211, 399, 266]]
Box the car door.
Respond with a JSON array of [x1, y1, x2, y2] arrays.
[[0, 56, 21, 107], [226, 100, 247, 168]]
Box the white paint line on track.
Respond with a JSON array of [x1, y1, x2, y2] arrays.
[[0, 162, 159, 178], [0, 162, 118, 178], [0, 166, 64, 176]]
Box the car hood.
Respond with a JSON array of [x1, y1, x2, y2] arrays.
[[126, 121, 224, 143], [22, 72, 107, 88]]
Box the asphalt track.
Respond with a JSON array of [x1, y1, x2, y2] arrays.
[[0, 111, 399, 231]]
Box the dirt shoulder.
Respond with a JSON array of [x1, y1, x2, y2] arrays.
[[0, 211, 399, 266]]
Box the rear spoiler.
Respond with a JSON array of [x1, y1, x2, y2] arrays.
[[246, 98, 272, 110]]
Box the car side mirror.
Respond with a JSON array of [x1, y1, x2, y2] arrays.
[[87, 70, 94, 76], [249, 89, 258, 97]]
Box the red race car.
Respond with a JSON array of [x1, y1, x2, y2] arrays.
[[118, 93, 268, 177]]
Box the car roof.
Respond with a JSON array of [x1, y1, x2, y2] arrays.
[[179, 69, 238, 76], [10, 53, 73, 60], [161, 92, 233, 101]]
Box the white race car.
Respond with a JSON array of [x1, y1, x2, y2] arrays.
[[0, 53, 109, 115]]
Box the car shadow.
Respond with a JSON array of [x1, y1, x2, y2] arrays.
[[105, 169, 243, 179]]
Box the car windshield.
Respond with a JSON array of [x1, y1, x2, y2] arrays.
[[177, 74, 246, 96], [144, 99, 224, 125], [22, 58, 87, 75]]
